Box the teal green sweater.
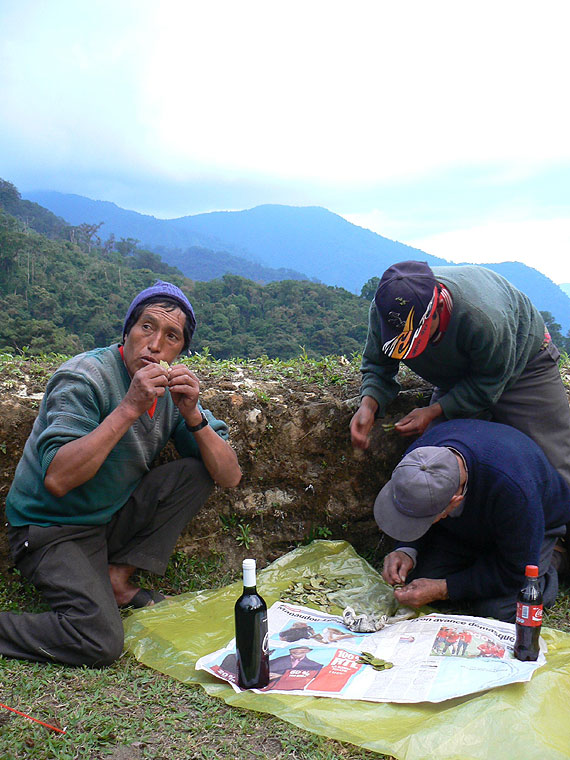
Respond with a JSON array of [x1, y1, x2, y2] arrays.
[[6, 345, 229, 527], [360, 266, 545, 418]]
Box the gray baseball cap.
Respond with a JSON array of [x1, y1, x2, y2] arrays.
[[373, 446, 460, 541]]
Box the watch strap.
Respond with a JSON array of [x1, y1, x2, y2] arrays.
[[186, 412, 209, 433]]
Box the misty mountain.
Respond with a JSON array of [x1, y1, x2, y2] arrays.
[[25, 191, 448, 293], [24, 190, 570, 331], [560, 283, 570, 298], [152, 245, 317, 285]]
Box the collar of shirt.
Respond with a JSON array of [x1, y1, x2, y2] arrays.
[[430, 284, 453, 346], [445, 446, 468, 517]]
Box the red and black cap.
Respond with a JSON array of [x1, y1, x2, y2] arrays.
[[374, 260, 439, 360]]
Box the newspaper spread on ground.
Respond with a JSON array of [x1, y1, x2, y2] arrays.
[[196, 602, 546, 703]]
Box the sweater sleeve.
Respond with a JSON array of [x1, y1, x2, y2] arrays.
[[172, 403, 230, 459], [436, 309, 527, 419], [359, 303, 402, 415], [36, 371, 103, 476]]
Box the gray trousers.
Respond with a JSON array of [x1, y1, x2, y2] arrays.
[[431, 342, 570, 488], [0, 458, 213, 666]]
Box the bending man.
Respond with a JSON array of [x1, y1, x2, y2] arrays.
[[351, 260, 570, 488], [375, 419, 570, 622]]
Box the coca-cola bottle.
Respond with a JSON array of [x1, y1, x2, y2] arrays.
[[234, 559, 269, 689], [514, 564, 543, 662]]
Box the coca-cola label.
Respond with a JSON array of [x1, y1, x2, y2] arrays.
[[516, 602, 543, 627]]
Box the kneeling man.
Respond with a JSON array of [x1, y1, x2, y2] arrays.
[[375, 419, 570, 621]]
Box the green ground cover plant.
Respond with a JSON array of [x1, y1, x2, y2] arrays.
[[0, 551, 393, 760], [1, 352, 569, 758], [1, 548, 568, 760]]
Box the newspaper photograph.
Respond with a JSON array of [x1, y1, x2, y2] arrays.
[[196, 602, 546, 703]]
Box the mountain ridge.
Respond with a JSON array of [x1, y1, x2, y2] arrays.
[[23, 189, 570, 331]]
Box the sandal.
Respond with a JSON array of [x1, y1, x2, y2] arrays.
[[552, 540, 569, 577], [119, 588, 166, 609]]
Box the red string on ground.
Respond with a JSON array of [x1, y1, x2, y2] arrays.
[[0, 702, 66, 734]]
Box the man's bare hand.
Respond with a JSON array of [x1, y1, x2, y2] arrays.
[[394, 578, 448, 608], [168, 365, 201, 423], [394, 403, 443, 437], [350, 397, 379, 449], [382, 551, 414, 586], [123, 362, 169, 416]]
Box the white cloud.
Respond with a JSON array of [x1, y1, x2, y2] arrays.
[[140, 0, 570, 182], [341, 211, 570, 284], [2, 0, 570, 279], [409, 219, 570, 284]]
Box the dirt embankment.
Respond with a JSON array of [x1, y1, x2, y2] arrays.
[[0, 358, 433, 574]]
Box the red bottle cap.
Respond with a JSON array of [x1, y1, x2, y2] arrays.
[[525, 565, 539, 577]]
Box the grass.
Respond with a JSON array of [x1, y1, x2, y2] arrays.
[[1, 656, 383, 760], [2, 350, 570, 758], [2, 550, 569, 760], [0, 550, 391, 760]]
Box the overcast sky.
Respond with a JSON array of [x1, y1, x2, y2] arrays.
[[2, 1, 570, 282]]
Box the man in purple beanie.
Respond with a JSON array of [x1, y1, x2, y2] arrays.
[[1, 281, 241, 666]]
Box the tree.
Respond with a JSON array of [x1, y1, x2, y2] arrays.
[[540, 311, 569, 353], [360, 276, 380, 301]]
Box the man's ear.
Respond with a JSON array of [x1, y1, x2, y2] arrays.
[[436, 299, 445, 316], [448, 491, 464, 511]]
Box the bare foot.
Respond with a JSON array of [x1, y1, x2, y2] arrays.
[[108, 563, 141, 607]]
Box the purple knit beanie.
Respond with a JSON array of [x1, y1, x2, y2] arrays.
[[122, 281, 196, 343]]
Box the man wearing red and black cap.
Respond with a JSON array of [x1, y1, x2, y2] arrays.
[[350, 260, 570, 492], [1, 281, 241, 666]]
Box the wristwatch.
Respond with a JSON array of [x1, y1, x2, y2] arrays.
[[186, 412, 209, 433]]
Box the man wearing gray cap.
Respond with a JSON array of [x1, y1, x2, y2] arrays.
[[375, 419, 570, 621], [1, 280, 241, 666]]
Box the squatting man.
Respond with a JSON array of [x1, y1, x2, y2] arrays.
[[0, 281, 241, 666]]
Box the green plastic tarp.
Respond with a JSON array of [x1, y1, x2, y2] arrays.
[[123, 540, 570, 760]]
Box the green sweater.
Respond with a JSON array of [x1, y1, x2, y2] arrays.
[[6, 345, 229, 527], [360, 265, 545, 418]]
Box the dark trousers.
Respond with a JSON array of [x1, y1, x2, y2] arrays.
[[431, 342, 570, 489], [409, 525, 564, 622], [0, 458, 213, 666]]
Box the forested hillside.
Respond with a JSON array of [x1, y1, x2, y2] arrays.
[[0, 181, 368, 358], [152, 244, 317, 285], [26, 189, 570, 331], [4, 179, 570, 359]]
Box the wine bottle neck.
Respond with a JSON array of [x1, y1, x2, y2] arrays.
[[243, 584, 257, 593], [243, 561, 256, 588]]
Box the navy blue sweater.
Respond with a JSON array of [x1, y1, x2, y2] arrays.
[[395, 420, 570, 601]]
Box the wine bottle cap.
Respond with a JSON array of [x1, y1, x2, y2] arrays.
[[525, 564, 539, 577], [242, 558, 256, 587]]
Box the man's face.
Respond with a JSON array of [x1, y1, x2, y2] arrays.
[[290, 647, 311, 658], [122, 304, 186, 377], [429, 312, 440, 339]]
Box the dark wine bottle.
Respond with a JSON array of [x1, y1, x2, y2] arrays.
[[235, 558, 269, 689], [514, 564, 543, 662]]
